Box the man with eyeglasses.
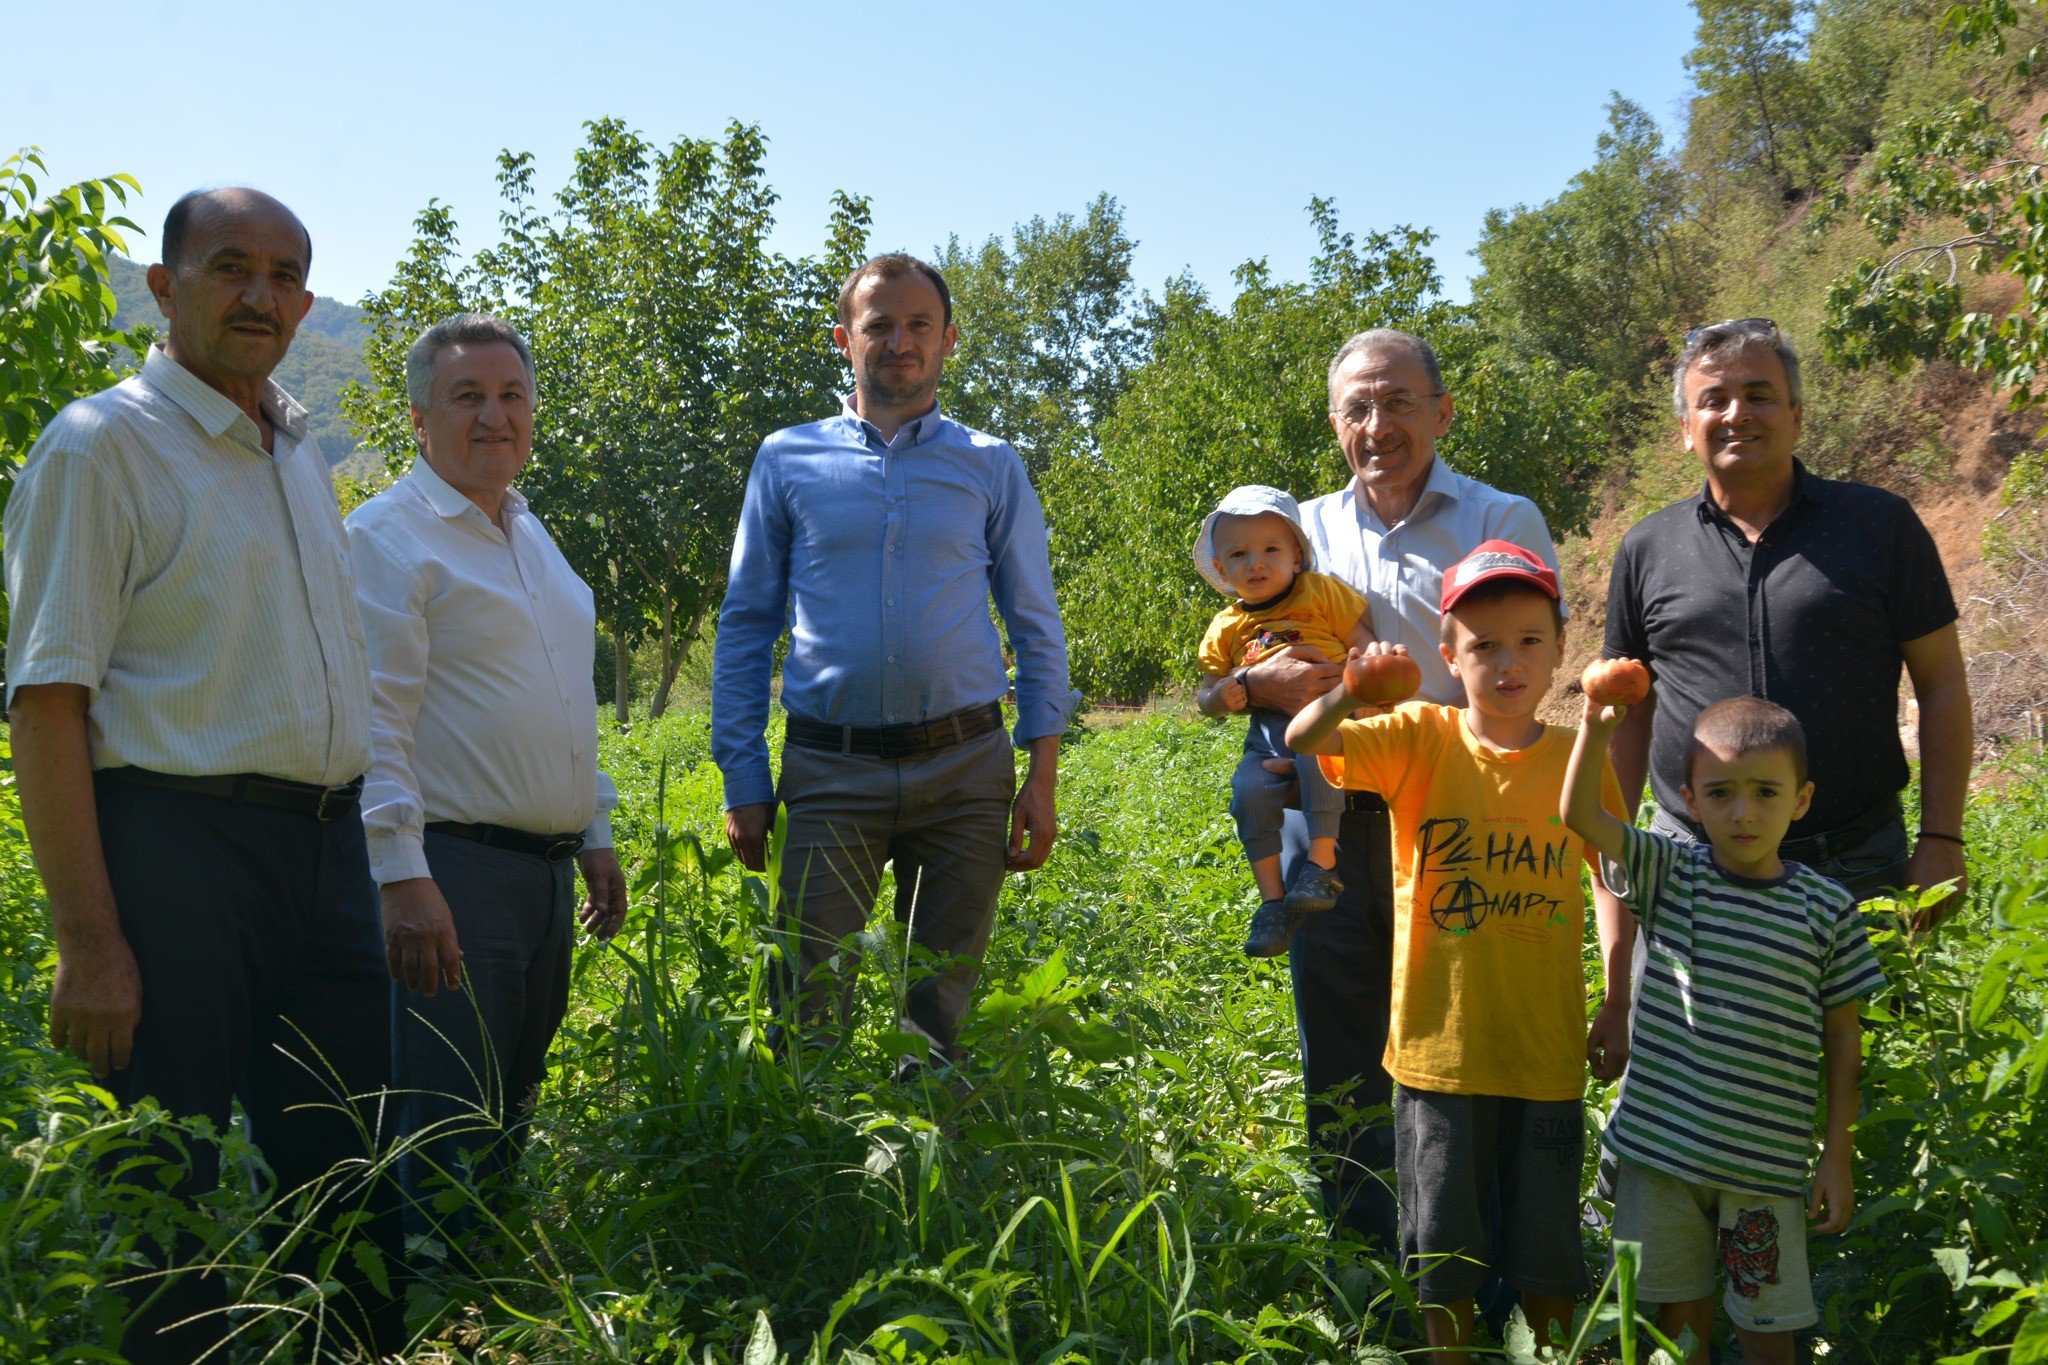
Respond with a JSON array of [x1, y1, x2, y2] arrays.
[[1237, 327, 1602, 1255], [1604, 318, 1971, 925]]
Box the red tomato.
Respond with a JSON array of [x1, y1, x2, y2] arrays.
[[1583, 658, 1650, 706], [1344, 652, 1422, 706]]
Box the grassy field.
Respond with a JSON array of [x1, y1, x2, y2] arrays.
[[2, 710, 2046, 1362]]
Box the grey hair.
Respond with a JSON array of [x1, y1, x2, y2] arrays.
[[405, 312, 537, 410], [1671, 320, 1802, 419], [1327, 327, 1445, 399]]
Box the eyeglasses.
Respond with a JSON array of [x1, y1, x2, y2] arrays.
[[1328, 391, 1446, 427], [1684, 317, 1780, 345]]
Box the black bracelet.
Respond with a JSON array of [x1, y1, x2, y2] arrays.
[[1235, 667, 1251, 698], [1917, 830, 1966, 846]]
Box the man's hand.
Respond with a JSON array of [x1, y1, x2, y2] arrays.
[[49, 933, 142, 1076], [1008, 736, 1060, 872], [381, 877, 465, 997], [1245, 646, 1342, 716], [1586, 995, 1631, 1081], [577, 847, 629, 939], [1808, 1144, 1855, 1235], [1904, 836, 1968, 931], [725, 802, 775, 873]]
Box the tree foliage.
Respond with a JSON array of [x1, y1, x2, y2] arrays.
[[0, 149, 147, 641], [1050, 202, 1606, 700], [344, 120, 870, 719], [1472, 96, 1712, 413], [936, 194, 1145, 476]]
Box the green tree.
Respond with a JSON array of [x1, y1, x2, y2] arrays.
[[1687, 0, 1828, 192], [935, 194, 1145, 474], [1051, 201, 1605, 700], [0, 149, 146, 641], [1817, 2, 2048, 394], [344, 120, 870, 719], [1471, 95, 1711, 413]]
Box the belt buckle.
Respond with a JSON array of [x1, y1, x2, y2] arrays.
[[315, 786, 347, 822], [877, 727, 916, 759], [545, 837, 585, 863]]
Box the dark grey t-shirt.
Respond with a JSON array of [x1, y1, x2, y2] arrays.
[[1604, 462, 1957, 836]]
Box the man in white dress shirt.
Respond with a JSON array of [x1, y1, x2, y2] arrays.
[[4, 187, 401, 1362], [345, 313, 626, 1249]]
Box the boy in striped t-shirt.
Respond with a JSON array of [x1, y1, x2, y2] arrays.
[[1562, 690, 1886, 1362]]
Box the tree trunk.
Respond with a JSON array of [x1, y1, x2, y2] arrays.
[[648, 599, 677, 720], [614, 631, 631, 724], [648, 595, 714, 720]]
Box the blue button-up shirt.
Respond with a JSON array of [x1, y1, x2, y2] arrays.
[[712, 400, 1079, 810], [1299, 455, 1561, 707]]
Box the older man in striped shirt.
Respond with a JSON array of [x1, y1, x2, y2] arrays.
[[4, 188, 400, 1362]]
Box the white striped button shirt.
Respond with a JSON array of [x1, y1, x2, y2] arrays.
[[345, 459, 617, 886], [3, 347, 372, 787], [1299, 457, 1563, 707]]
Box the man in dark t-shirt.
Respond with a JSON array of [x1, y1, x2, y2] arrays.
[[1604, 319, 1972, 924]]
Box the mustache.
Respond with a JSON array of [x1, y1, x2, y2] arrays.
[[222, 310, 281, 334]]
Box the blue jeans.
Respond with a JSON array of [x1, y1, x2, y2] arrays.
[[1232, 707, 1344, 863]]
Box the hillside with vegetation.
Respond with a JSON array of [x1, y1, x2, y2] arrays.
[[4, 2, 2048, 1360]]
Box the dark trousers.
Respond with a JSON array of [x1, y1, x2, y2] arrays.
[[392, 831, 574, 1250], [773, 727, 1015, 1060], [1282, 797, 1399, 1250], [94, 775, 402, 1364]]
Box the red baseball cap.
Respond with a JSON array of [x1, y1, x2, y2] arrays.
[[1440, 540, 1560, 613]]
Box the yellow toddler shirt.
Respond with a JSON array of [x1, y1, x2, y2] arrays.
[[1197, 570, 1368, 675], [1318, 703, 1623, 1101]]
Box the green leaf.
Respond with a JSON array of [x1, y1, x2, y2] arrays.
[[1936, 1246, 1973, 1291]]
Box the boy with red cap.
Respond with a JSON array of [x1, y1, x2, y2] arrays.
[[1288, 540, 1627, 1361]]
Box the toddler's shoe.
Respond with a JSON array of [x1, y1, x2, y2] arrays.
[[1243, 898, 1301, 958], [1284, 862, 1343, 913]]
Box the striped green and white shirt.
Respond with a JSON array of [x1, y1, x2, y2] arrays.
[[1602, 824, 1887, 1198]]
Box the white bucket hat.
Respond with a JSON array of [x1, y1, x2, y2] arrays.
[[1193, 484, 1318, 596]]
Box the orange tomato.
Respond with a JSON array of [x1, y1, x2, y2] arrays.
[[1344, 652, 1422, 706], [1583, 657, 1650, 706]]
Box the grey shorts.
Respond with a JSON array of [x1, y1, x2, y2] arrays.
[[1613, 1158, 1816, 1333], [1395, 1087, 1591, 1303]]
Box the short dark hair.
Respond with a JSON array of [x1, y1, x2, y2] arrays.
[[161, 187, 313, 273], [837, 252, 951, 328], [1687, 696, 1809, 786], [1438, 577, 1565, 644]]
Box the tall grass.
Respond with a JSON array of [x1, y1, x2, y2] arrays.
[[2, 716, 2045, 1360]]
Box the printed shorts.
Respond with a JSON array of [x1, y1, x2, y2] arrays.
[[1612, 1157, 1816, 1333]]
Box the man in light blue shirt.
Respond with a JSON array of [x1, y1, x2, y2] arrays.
[[712, 253, 1077, 1068], [1242, 329, 1586, 1260]]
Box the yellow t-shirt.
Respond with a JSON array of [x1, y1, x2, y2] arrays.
[[1197, 570, 1368, 675], [1318, 703, 1623, 1101]]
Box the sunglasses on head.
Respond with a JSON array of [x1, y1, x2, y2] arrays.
[[1685, 317, 1780, 345]]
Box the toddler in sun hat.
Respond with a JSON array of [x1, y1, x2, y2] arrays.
[[1192, 484, 1377, 958]]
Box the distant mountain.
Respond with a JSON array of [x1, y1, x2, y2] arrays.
[[106, 257, 385, 477]]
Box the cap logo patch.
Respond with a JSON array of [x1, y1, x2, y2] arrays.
[[1451, 550, 1534, 586]]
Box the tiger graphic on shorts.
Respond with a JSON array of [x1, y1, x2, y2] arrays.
[[1718, 1205, 1782, 1299]]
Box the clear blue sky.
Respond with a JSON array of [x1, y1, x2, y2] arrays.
[[7, 1, 1701, 308]]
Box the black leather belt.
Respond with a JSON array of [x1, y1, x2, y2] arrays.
[[99, 767, 364, 821], [786, 701, 1005, 758], [426, 820, 585, 863]]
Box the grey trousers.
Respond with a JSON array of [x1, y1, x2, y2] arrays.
[[392, 831, 574, 1247], [774, 726, 1016, 1058]]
